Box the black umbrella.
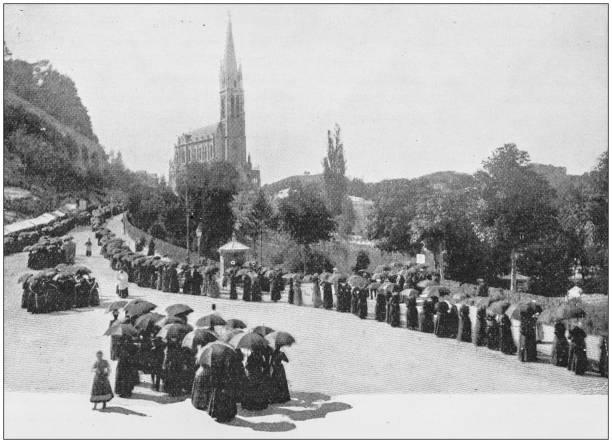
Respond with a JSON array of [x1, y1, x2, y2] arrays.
[[124, 299, 157, 318], [197, 341, 236, 369], [165, 304, 194, 317], [134, 312, 164, 331], [226, 319, 247, 329], [182, 329, 218, 352], [229, 331, 269, 350], [105, 300, 129, 313], [156, 315, 186, 328], [265, 331, 296, 348], [251, 325, 274, 337], [195, 313, 226, 328], [157, 323, 193, 342], [104, 323, 138, 337]]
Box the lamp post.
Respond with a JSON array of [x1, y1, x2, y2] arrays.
[[196, 222, 203, 262]]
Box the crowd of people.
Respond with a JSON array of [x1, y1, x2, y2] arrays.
[[5, 209, 92, 256], [97, 302, 294, 423], [92, 215, 606, 380], [24, 235, 77, 269], [19, 264, 100, 313]]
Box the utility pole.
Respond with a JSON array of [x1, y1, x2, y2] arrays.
[[185, 190, 190, 263]]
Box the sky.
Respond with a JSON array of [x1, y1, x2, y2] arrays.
[[4, 4, 608, 184]]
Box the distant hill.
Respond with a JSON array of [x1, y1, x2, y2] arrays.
[[262, 173, 324, 196]]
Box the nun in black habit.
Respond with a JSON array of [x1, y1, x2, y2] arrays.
[[550, 321, 569, 367], [498, 314, 516, 355], [419, 300, 435, 333], [567, 325, 588, 375], [406, 296, 419, 330], [457, 304, 472, 343], [472, 306, 487, 347]]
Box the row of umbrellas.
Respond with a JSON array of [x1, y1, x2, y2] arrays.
[[484, 299, 586, 322], [103, 300, 295, 351]]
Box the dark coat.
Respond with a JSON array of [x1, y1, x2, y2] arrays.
[[473, 307, 487, 347], [457, 305, 472, 343], [499, 314, 516, 355], [551, 322, 569, 367], [567, 326, 588, 375]]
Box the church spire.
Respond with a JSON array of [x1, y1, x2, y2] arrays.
[[223, 13, 238, 75]]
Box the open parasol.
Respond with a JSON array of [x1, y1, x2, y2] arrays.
[[380, 282, 397, 293], [226, 319, 247, 329], [417, 280, 437, 289], [197, 341, 236, 368], [124, 299, 157, 318], [134, 312, 164, 331], [219, 328, 245, 343], [347, 275, 368, 289], [195, 313, 226, 329], [156, 315, 186, 328], [165, 304, 193, 317], [157, 322, 193, 342], [229, 331, 268, 350], [105, 300, 129, 313], [251, 325, 274, 337], [487, 300, 511, 315], [18, 273, 33, 284], [182, 329, 218, 352], [265, 331, 295, 348], [104, 322, 138, 337]]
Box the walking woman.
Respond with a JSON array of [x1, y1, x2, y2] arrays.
[[115, 337, 138, 398], [419, 300, 435, 333], [311, 274, 323, 308], [242, 274, 252, 302], [551, 321, 569, 367], [229, 271, 238, 300], [357, 288, 369, 319], [518, 309, 537, 362], [85, 238, 93, 257], [375, 289, 387, 322], [90, 351, 113, 410], [486, 314, 500, 351], [287, 278, 295, 305], [406, 296, 419, 330], [473, 306, 487, 347], [457, 304, 472, 343], [499, 313, 516, 355], [434, 301, 449, 338], [192, 362, 212, 410], [293, 276, 303, 306], [269, 346, 291, 404], [251, 274, 262, 302], [600, 334, 608, 378], [271, 272, 283, 303], [322, 280, 333, 310], [567, 324, 588, 375], [241, 348, 270, 410], [388, 292, 401, 327]]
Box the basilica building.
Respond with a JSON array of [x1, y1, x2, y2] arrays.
[[168, 17, 260, 191]]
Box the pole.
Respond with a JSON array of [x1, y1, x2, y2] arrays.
[[185, 190, 190, 263]]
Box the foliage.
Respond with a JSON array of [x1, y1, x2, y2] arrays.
[[335, 196, 356, 236], [232, 189, 275, 247], [353, 250, 371, 272], [277, 184, 336, 247], [322, 124, 347, 216]]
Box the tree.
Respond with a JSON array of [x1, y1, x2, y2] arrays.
[[475, 144, 559, 291], [322, 123, 347, 216], [277, 184, 336, 272]]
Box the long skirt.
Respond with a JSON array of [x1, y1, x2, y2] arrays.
[[518, 334, 537, 362], [457, 317, 472, 343], [473, 319, 487, 346], [115, 359, 136, 398], [191, 367, 211, 410], [208, 386, 237, 422], [419, 312, 434, 333], [312, 286, 323, 308], [271, 286, 282, 302], [269, 364, 290, 404], [323, 286, 333, 310], [568, 344, 588, 375], [90, 373, 114, 403], [499, 326, 517, 355], [241, 374, 269, 411], [110, 336, 121, 361], [294, 288, 303, 306], [375, 295, 386, 322], [388, 302, 400, 327], [358, 297, 368, 319], [288, 287, 294, 305], [435, 313, 448, 337], [406, 306, 419, 330], [229, 281, 237, 300], [551, 337, 569, 367]]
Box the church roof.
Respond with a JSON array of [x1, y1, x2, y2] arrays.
[[181, 123, 219, 142], [218, 239, 250, 252]]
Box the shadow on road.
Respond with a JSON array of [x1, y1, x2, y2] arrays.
[[228, 391, 352, 432], [130, 391, 189, 405], [98, 406, 148, 417]]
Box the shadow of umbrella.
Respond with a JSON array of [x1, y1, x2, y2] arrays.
[[130, 391, 189, 405], [229, 417, 297, 433], [98, 406, 148, 417]]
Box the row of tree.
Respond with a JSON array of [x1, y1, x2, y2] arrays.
[[366, 144, 608, 296]]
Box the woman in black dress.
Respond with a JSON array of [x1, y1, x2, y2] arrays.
[[388, 292, 401, 327], [358, 288, 369, 319], [287, 278, 294, 304], [375, 289, 387, 322], [499, 314, 516, 355], [457, 304, 472, 343], [115, 337, 138, 398], [434, 301, 449, 338], [269, 346, 291, 404], [567, 325, 588, 375], [322, 281, 333, 310], [518, 310, 537, 362], [419, 300, 435, 333], [242, 274, 252, 302], [472, 306, 487, 347], [406, 296, 419, 330], [90, 351, 113, 409], [600, 334, 608, 378], [551, 321, 569, 367], [486, 315, 500, 351], [241, 349, 270, 410]]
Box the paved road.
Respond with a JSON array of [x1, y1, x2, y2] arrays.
[[4, 217, 608, 398]]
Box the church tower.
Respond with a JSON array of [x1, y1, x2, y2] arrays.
[[219, 15, 246, 167]]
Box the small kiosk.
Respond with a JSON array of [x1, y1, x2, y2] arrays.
[[218, 236, 251, 275]]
